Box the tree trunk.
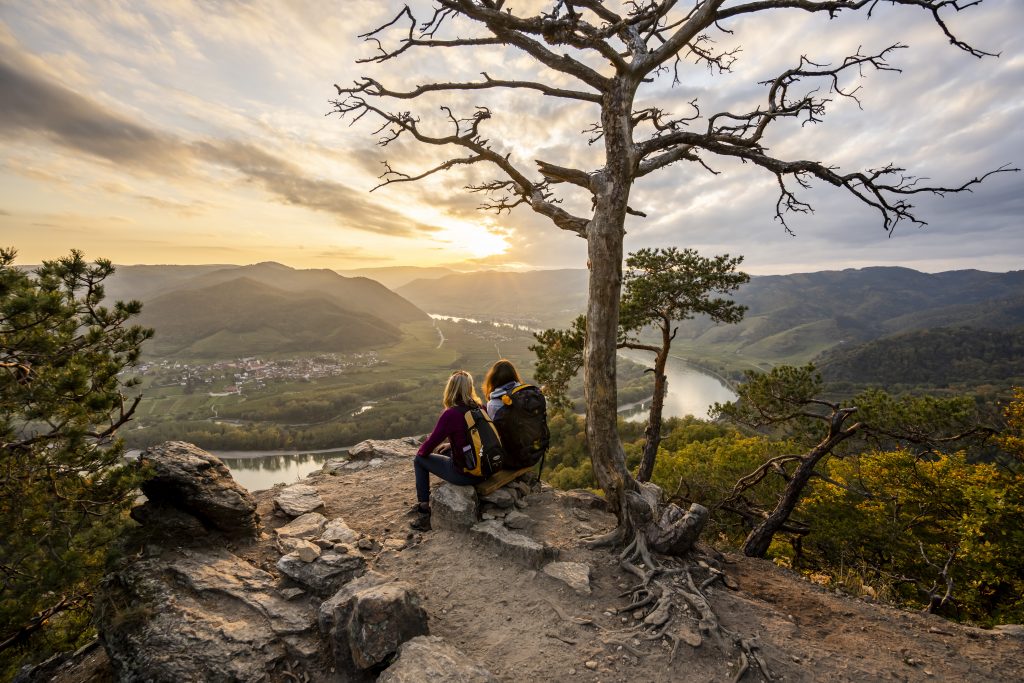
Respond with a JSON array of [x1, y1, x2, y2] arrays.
[[741, 447, 826, 558], [584, 80, 638, 520], [742, 418, 858, 557], [584, 207, 631, 517], [637, 327, 671, 482]]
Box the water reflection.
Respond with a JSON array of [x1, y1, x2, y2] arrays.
[[219, 450, 348, 493], [617, 350, 737, 422]]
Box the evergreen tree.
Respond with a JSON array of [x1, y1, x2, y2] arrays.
[[0, 249, 152, 673]]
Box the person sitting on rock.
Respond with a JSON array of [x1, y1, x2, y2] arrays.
[[410, 370, 487, 530], [483, 358, 523, 419]]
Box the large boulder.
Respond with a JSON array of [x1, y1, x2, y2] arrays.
[[319, 573, 428, 672], [318, 571, 391, 637], [274, 483, 325, 517], [347, 582, 429, 669], [276, 544, 367, 597], [377, 636, 497, 683], [431, 484, 478, 530], [96, 547, 317, 682], [135, 441, 258, 538]]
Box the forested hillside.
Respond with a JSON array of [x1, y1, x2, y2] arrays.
[[103, 262, 429, 358], [169, 261, 427, 324], [675, 267, 1024, 365], [392, 266, 1024, 367], [816, 326, 1024, 388]]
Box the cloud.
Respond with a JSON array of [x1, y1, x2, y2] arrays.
[[194, 140, 439, 236], [0, 51, 189, 171], [0, 37, 440, 238]]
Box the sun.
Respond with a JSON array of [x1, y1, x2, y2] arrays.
[[434, 220, 510, 259]]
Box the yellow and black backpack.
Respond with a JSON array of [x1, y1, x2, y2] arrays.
[[457, 407, 505, 477]]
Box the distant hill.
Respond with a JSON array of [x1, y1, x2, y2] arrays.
[[170, 262, 428, 325], [335, 265, 457, 290], [101, 262, 429, 358], [70, 264, 233, 305], [397, 269, 589, 326], [138, 277, 403, 357], [815, 326, 1024, 388], [672, 267, 1024, 363]]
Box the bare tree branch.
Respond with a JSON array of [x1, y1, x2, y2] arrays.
[[714, 1, 998, 59], [335, 74, 601, 103]]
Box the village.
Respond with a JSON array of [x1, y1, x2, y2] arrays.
[[129, 352, 383, 396]]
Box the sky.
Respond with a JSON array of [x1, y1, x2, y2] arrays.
[[0, 0, 1021, 275]]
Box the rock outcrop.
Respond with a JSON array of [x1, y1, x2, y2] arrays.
[[319, 572, 429, 673], [132, 440, 259, 537], [430, 478, 558, 569], [348, 438, 419, 460], [377, 636, 498, 683], [96, 547, 318, 682], [97, 440, 448, 683]]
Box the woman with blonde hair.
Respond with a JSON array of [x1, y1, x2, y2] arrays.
[[409, 370, 487, 530]]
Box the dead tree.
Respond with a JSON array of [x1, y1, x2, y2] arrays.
[[331, 0, 1014, 544]]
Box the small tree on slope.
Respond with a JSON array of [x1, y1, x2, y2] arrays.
[[331, 1, 1015, 543], [532, 247, 748, 481]]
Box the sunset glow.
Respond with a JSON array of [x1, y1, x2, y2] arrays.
[[0, 1, 1020, 273]]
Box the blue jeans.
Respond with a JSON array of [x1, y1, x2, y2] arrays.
[[414, 453, 483, 503]]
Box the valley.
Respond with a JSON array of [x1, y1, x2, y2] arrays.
[[118, 263, 1024, 454]]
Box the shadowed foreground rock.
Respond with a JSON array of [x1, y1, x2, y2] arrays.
[[319, 572, 428, 673], [377, 636, 498, 683], [133, 440, 259, 537], [96, 547, 318, 682]]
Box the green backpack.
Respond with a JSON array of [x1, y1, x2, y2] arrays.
[[458, 407, 505, 478]]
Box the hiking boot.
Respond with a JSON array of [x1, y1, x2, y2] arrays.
[[409, 513, 431, 531], [406, 502, 431, 517]]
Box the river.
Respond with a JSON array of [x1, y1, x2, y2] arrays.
[[617, 349, 737, 422], [217, 450, 350, 493]]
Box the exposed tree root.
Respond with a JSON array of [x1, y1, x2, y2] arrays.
[[584, 525, 626, 549], [611, 529, 775, 680]]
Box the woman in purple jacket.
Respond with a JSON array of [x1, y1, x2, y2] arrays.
[[410, 370, 486, 530]]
